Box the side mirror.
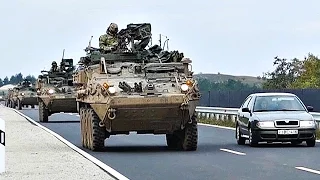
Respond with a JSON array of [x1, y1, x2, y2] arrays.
[[242, 107, 250, 113], [307, 106, 314, 112]]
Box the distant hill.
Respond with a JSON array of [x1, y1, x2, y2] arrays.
[[194, 73, 266, 87]]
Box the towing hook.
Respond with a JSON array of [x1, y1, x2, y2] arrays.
[[107, 108, 116, 120], [99, 121, 105, 127]]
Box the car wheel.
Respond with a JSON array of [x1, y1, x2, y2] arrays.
[[306, 138, 316, 147], [236, 124, 246, 145], [248, 128, 258, 147]]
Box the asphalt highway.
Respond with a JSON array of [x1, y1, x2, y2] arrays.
[[18, 107, 320, 180]]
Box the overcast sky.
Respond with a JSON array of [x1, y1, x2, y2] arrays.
[[1, 0, 320, 79]]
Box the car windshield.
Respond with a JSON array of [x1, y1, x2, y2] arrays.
[[253, 95, 306, 112]]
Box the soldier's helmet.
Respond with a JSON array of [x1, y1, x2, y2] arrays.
[[52, 61, 57, 66], [107, 23, 118, 34]]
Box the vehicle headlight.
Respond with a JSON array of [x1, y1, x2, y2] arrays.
[[21, 93, 25, 96], [48, 89, 55, 94], [108, 86, 116, 94], [300, 120, 316, 128], [256, 121, 275, 128], [181, 84, 189, 92]]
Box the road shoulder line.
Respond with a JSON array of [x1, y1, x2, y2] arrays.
[[12, 109, 129, 180]]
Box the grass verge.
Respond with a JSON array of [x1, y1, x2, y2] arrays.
[[199, 117, 320, 140]]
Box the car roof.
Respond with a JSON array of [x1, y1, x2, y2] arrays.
[[250, 92, 297, 97]]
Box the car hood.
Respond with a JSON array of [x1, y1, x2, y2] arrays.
[[252, 111, 313, 121]]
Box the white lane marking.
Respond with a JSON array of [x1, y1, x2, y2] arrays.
[[220, 148, 246, 156], [295, 166, 320, 175], [11, 108, 129, 180]]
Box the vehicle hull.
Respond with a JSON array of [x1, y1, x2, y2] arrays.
[[39, 95, 78, 114], [80, 94, 198, 133]]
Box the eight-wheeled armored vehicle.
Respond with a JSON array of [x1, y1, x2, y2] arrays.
[[11, 79, 37, 110], [36, 58, 78, 122], [73, 23, 201, 151]]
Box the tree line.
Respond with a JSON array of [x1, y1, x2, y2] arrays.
[[0, 73, 37, 87], [262, 53, 320, 90], [196, 53, 320, 91]]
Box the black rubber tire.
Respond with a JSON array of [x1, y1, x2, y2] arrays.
[[236, 124, 246, 145], [80, 108, 87, 148], [180, 117, 198, 151], [17, 99, 22, 110], [306, 138, 316, 147], [31, 105, 35, 108], [248, 128, 258, 147], [39, 101, 49, 122], [87, 108, 105, 151]]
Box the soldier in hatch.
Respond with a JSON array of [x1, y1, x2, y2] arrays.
[[99, 23, 119, 52], [50, 61, 59, 72]]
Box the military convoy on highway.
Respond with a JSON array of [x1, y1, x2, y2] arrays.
[[5, 79, 37, 109], [2, 22, 200, 151]]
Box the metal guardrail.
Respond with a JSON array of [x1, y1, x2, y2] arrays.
[[195, 106, 320, 124]]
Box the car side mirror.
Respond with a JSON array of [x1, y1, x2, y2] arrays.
[[307, 106, 314, 112], [242, 107, 250, 113]]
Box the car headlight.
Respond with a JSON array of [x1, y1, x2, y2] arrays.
[[256, 121, 275, 128], [181, 84, 189, 91], [21, 93, 25, 96], [300, 120, 316, 128], [48, 89, 55, 94], [108, 86, 116, 94]]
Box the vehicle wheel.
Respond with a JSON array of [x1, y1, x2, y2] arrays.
[[17, 99, 22, 110], [31, 105, 35, 108], [80, 108, 88, 148], [180, 116, 198, 151], [236, 124, 246, 145], [10, 100, 15, 108], [87, 108, 105, 151], [39, 101, 48, 122], [248, 128, 258, 147], [306, 138, 316, 147]]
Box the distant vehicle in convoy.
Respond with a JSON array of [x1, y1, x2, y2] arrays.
[[8, 79, 37, 110], [73, 23, 201, 151], [36, 57, 78, 122], [235, 92, 317, 147]]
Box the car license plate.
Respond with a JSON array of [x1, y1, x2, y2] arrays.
[[278, 130, 298, 135], [55, 95, 65, 98]]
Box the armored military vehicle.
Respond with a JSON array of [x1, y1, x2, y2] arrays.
[[8, 79, 38, 110], [73, 23, 201, 151], [36, 57, 78, 122], [5, 88, 14, 108]]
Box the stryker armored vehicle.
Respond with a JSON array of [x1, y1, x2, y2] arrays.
[[9, 79, 38, 110], [5, 88, 14, 108], [36, 56, 78, 122], [73, 23, 201, 151]]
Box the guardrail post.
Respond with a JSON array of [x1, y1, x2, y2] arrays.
[[0, 118, 5, 174]]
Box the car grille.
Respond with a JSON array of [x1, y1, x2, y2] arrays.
[[274, 120, 299, 127]]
